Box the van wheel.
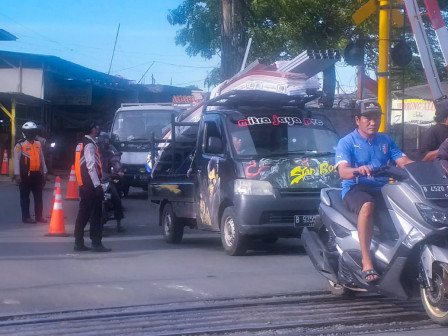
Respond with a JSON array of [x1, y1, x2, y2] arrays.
[[262, 236, 278, 244], [162, 204, 183, 244], [221, 207, 247, 256]]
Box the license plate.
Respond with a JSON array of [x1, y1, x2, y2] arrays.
[[134, 174, 148, 180], [421, 184, 448, 200], [294, 215, 316, 227]]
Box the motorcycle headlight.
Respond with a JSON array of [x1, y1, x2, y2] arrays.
[[234, 179, 274, 196], [416, 203, 448, 228]]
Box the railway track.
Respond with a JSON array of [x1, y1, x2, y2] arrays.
[[0, 291, 444, 335]]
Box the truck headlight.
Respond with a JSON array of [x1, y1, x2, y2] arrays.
[[416, 203, 448, 228], [234, 179, 274, 196]]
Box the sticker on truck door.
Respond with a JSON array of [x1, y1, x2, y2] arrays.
[[198, 157, 220, 227]]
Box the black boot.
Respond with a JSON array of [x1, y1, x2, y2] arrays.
[[91, 243, 112, 252], [74, 244, 91, 251]]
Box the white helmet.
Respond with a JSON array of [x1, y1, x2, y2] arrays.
[[22, 121, 38, 130], [22, 121, 38, 139]]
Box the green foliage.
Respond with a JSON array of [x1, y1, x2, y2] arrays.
[[168, 0, 448, 88], [204, 67, 221, 90], [168, 0, 221, 59]]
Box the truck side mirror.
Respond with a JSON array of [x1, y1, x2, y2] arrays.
[[207, 136, 223, 154]]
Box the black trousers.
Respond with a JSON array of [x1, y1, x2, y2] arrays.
[[74, 184, 103, 246], [109, 182, 124, 221], [19, 172, 43, 221]]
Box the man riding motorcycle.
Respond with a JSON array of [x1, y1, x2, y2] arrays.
[[97, 132, 125, 233], [335, 100, 413, 282]]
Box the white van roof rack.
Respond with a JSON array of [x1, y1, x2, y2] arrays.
[[120, 103, 173, 108]]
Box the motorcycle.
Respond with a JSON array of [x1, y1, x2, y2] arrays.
[[101, 173, 122, 226], [100, 157, 125, 232], [302, 161, 448, 325]]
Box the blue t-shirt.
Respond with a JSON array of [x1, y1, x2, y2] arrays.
[[335, 129, 404, 198]]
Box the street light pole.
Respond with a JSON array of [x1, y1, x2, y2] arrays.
[[0, 98, 16, 176], [378, 0, 391, 132]]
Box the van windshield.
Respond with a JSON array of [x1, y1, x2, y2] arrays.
[[111, 110, 173, 141], [227, 112, 339, 157]]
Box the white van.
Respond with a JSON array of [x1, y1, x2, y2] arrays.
[[110, 103, 180, 196]]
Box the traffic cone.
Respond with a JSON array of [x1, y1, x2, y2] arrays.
[[65, 165, 79, 200], [47, 176, 61, 218], [1, 150, 8, 175], [46, 187, 69, 236]]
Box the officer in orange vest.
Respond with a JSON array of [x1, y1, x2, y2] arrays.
[[13, 121, 48, 224], [73, 120, 111, 252]]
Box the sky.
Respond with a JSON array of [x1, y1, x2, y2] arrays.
[[0, 0, 357, 93]]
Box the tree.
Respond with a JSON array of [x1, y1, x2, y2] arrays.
[[168, 0, 249, 82], [168, 0, 448, 96], [221, 0, 250, 80]]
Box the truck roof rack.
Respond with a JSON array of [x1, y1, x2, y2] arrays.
[[120, 102, 173, 108], [203, 90, 320, 112]]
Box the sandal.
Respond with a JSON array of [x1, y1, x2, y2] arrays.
[[362, 269, 380, 283]]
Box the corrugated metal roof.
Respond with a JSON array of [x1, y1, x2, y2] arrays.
[[0, 50, 129, 89]]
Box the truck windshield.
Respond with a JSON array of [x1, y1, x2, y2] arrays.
[[111, 110, 173, 141], [227, 112, 339, 157]]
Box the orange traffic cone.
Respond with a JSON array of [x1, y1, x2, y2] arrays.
[[1, 150, 8, 175], [46, 187, 69, 236], [65, 165, 79, 200], [47, 176, 61, 218]]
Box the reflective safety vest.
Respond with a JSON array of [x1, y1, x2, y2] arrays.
[[75, 137, 102, 187], [16, 139, 42, 175]]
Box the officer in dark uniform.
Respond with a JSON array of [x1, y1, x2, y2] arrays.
[[13, 121, 48, 224], [73, 120, 111, 252]]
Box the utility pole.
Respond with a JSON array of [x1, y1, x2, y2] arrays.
[[353, 0, 402, 131], [221, 0, 247, 81], [378, 0, 391, 132], [0, 99, 16, 175], [0, 29, 18, 175]]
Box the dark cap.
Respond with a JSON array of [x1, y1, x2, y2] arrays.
[[359, 100, 383, 116], [82, 120, 99, 134], [434, 98, 448, 123]]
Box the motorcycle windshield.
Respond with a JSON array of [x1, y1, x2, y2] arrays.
[[226, 110, 340, 189]]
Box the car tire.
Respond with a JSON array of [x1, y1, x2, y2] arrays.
[[221, 206, 247, 256], [261, 236, 278, 244], [162, 203, 183, 244]]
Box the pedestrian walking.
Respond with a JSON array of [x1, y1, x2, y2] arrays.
[[73, 120, 111, 252], [13, 121, 48, 224]]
